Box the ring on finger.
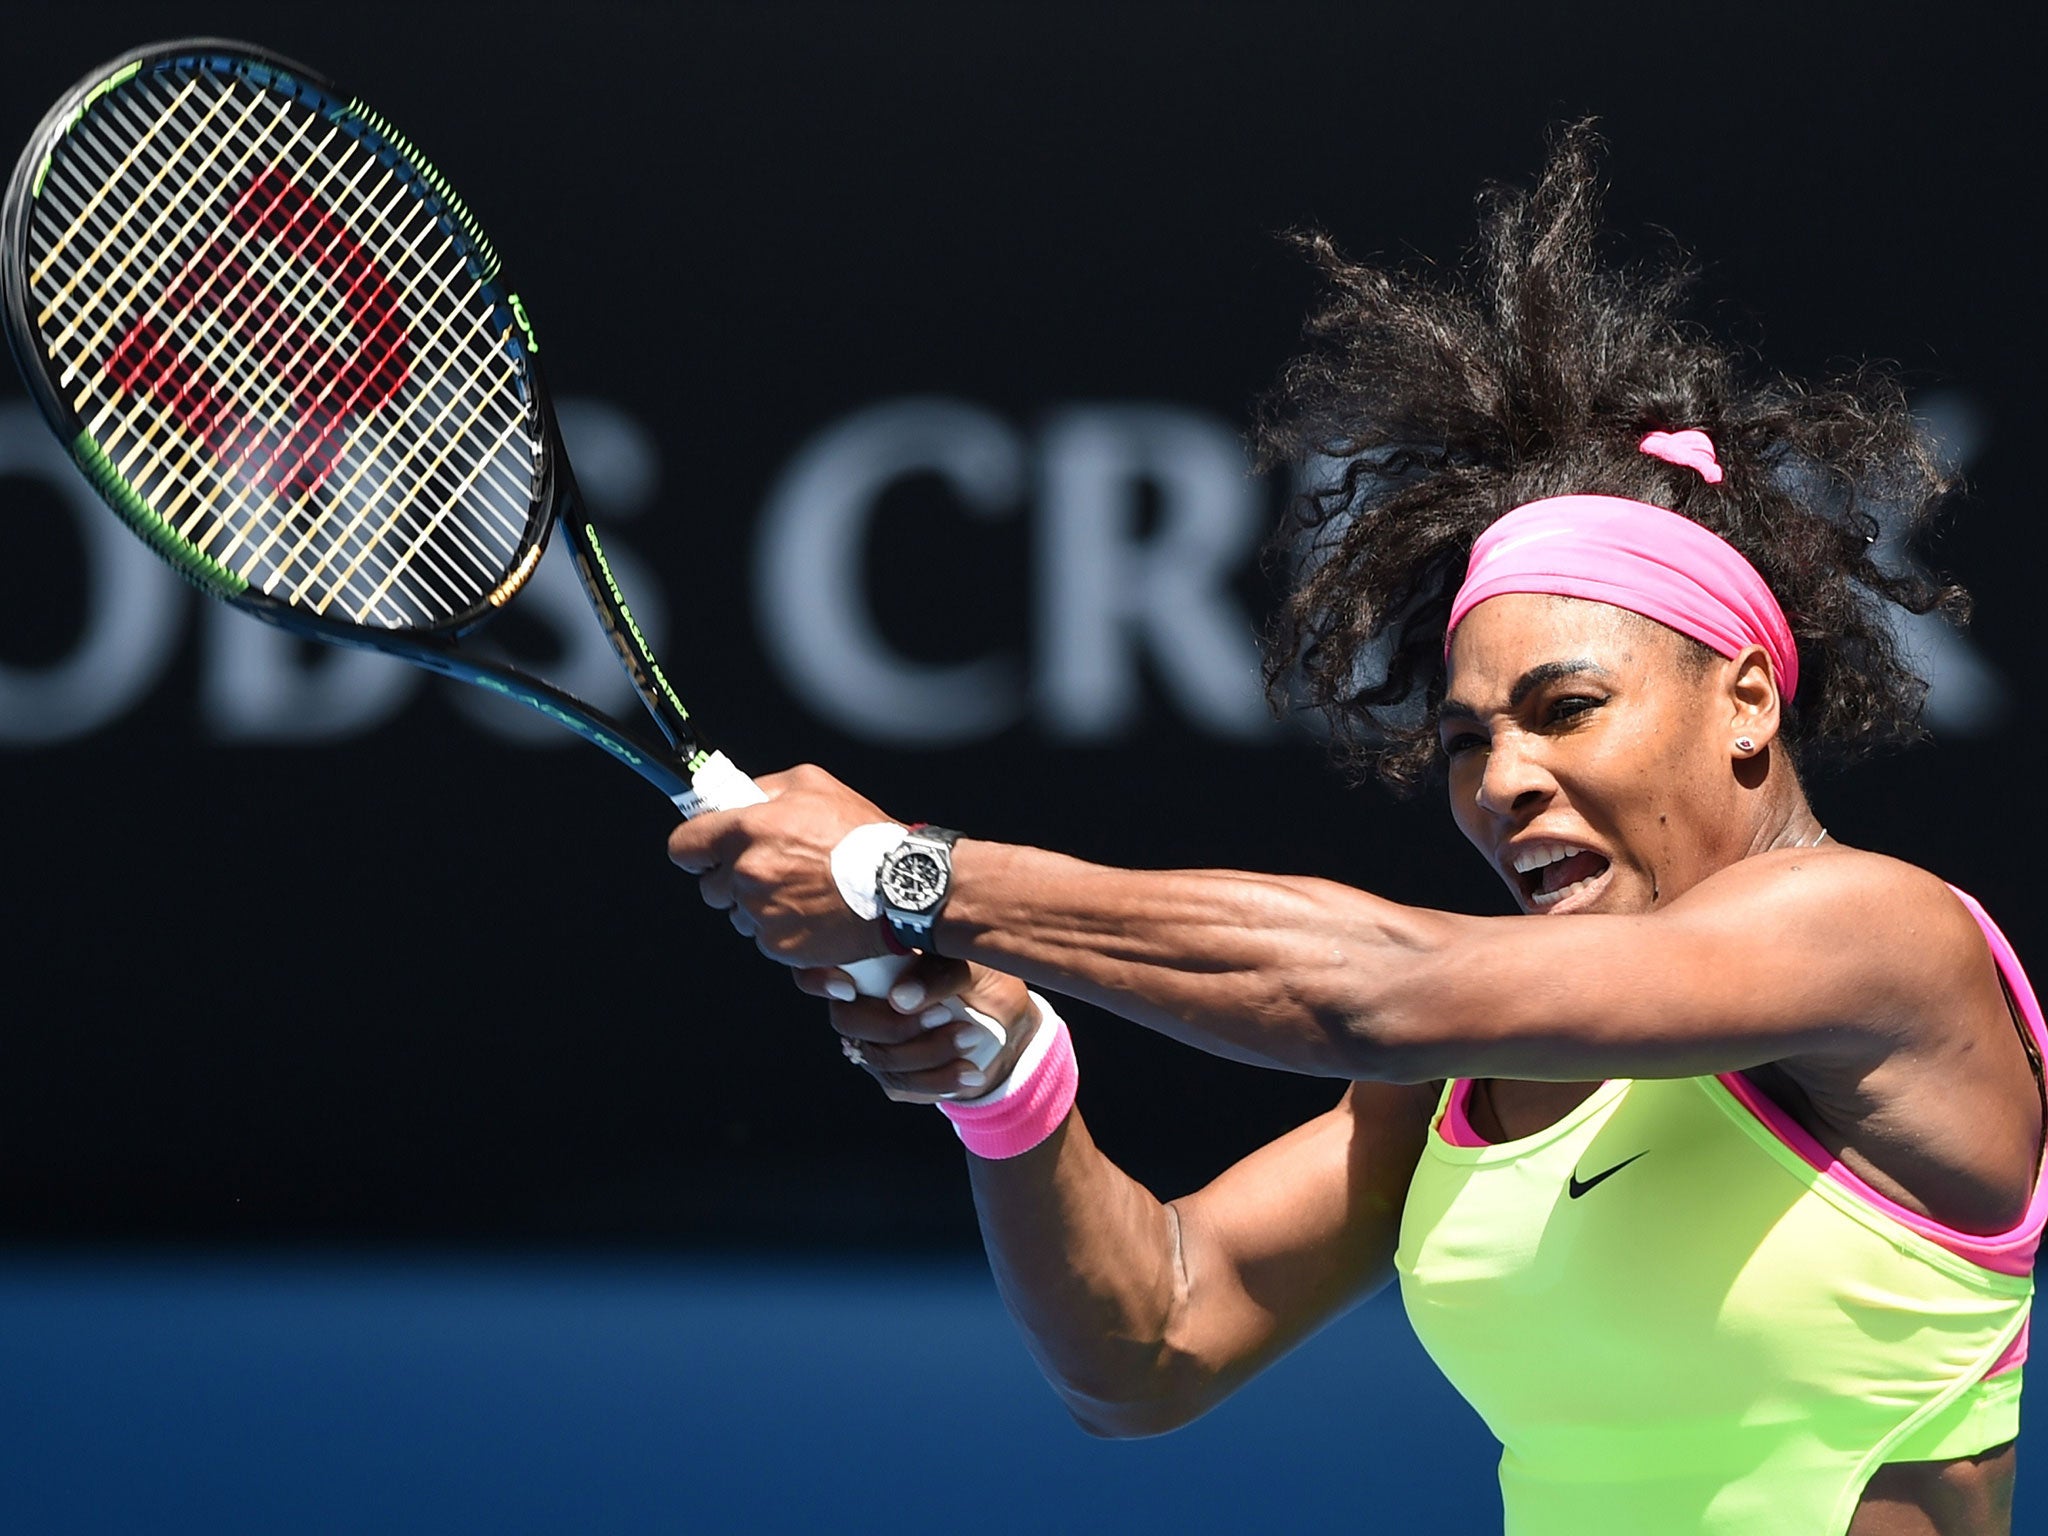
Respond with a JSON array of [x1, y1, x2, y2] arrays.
[[841, 1037, 867, 1067]]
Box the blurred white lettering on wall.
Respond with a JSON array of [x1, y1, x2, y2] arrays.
[[1, 392, 2004, 751], [756, 398, 1271, 746]]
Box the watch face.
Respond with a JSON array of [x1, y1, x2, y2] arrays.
[[882, 850, 946, 912]]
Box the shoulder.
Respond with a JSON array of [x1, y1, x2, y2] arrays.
[[1673, 844, 1976, 957], [1361, 843, 1989, 1083], [1666, 845, 1989, 1044]]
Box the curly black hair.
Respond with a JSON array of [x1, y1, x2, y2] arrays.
[[1255, 120, 1967, 793]]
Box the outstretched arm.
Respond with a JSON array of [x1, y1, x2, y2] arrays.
[[672, 766, 1979, 1086]]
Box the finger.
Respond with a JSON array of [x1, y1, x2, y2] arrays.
[[878, 1058, 991, 1102], [698, 867, 733, 910], [792, 967, 860, 1002], [951, 1021, 1004, 1071], [846, 995, 1002, 1060], [872, 986, 1004, 1065], [843, 1044, 942, 1105], [879, 1082, 951, 1106], [827, 998, 937, 1047], [879, 955, 973, 1014], [751, 929, 802, 968], [667, 809, 748, 873], [851, 1024, 970, 1081], [728, 906, 758, 938]]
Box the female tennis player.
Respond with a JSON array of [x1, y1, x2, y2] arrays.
[[669, 126, 2042, 1535]]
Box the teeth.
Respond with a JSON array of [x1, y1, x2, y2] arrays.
[[1530, 870, 1606, 909], [1510, 840, 1584, 874]]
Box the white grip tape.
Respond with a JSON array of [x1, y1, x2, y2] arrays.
[[671, 750, 769, 816], [676, 756, 1006, 1070]]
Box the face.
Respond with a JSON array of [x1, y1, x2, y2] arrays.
[[1440, 594, 1765, 917]]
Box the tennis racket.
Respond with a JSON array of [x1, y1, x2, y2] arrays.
[[1, 38, 1002, 1068]]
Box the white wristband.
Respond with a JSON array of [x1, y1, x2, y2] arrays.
[[830, 821, 908, 921]]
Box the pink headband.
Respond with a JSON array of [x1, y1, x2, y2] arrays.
[[1446, 495, 1799, 700]]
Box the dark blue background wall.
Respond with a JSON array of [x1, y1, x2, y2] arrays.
[[0, 3, 2041, 1527], [2, 0, 2036, 1248]]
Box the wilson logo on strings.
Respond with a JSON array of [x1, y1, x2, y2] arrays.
[[104, 167, 410, 501]]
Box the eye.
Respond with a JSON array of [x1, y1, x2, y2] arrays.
[[1546, 694, 1604, 725], [1441, 729, 1487, 757]]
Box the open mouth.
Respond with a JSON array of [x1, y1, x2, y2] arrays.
[[1510, 842, 1614, 912]]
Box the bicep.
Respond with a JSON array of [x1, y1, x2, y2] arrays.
[[1165, 1078, 1434, 1401]]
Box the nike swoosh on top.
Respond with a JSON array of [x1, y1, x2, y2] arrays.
[[1568, 1150, 1649, 1199]]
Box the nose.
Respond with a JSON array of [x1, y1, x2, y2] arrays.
[[1473, 730, 1552, 820]]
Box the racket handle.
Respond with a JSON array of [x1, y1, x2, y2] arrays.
[[839, 955, 1004, 1073], [675, 752, 1007, 1073], [670, 750, 772, 817]]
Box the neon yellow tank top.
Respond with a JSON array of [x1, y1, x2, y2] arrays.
[[1395, 894, 2040, 1535]]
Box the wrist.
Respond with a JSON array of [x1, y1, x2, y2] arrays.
[[948, 990, 1043, 1102], [937, 992, 1077, 1159], [829, 821, 907, 951]]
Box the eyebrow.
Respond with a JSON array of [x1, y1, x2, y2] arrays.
[[1439, 658, 1612, 723]]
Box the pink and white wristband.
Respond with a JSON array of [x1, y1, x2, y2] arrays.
[[938, 993, 1077, 1159]]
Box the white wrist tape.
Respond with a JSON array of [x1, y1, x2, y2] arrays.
[[938, 994, 1078, 1156], [959, 991, 1064, 1105], [830, 821, 908, 921]]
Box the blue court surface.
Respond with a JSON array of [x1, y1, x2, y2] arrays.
[[0, 1249, 1502, 1534]]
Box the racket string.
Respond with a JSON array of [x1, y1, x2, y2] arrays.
[[47, 80, 303, 391], [25, 61, 546, 628], [35, 146, 443, 610], [73, 80, 532, 611], [38, 83, 495, 617], [66, 95, 368, 553]]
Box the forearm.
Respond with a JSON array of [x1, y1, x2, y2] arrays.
[[965, 1106, 1214, 1437], [966, 1073, 1421, 1437], [936, 841, 1452, 1080]]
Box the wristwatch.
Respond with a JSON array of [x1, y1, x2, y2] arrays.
[[877, 825, 963, 953]]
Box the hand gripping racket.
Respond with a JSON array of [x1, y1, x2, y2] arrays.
[[1, 38, 1002, 1068]]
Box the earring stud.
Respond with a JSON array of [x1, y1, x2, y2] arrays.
[[1735, 736, 1756, 754]]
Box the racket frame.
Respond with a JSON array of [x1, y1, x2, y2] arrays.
[[4, 37, 1005, 1063], [0, 38, 709, 805]]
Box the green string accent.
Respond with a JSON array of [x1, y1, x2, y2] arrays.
[[74, 432, 247, 594], [33, 58, 145, 198], [342, 98, 502, 283], [70, 59, 143, 129]]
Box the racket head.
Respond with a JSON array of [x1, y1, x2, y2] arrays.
[[2, 39, 561, 638]]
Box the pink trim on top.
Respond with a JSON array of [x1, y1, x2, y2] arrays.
[[1986, 1316, 2031, 1379], [1718, 887, 2048, 1278], [1439, 1079, 1491, 1147], [1719, 885, 2046, 1377], [1434, 886, 2043, 1374]]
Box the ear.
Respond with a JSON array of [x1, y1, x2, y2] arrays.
[[1724, 645, 1782, 757]]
